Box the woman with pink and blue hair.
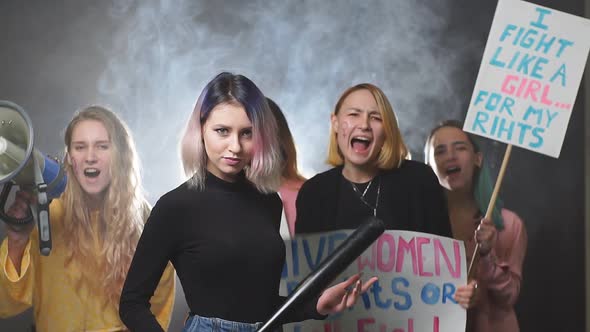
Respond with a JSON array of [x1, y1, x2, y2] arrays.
[[119, 72, 377, 332]]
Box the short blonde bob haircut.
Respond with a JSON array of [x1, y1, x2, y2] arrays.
[[327, 83, 409, 169]]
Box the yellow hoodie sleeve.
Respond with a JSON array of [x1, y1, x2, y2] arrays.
[[0, 237, 34, 317], [149, 262, 176, 331]]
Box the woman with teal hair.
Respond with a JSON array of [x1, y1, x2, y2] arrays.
[[425, 120, 527, 332]]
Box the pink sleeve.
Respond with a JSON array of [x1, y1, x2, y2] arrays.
[[279, 183, 303, 237], [477, 209, 527, 308]]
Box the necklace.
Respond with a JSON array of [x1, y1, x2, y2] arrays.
[[350, 176, 381, 217]]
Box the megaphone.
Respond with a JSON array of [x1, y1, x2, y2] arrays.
[[0, 100, 67, 256]]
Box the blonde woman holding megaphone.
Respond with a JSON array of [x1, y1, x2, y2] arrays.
[[0, 106, 175, 332]]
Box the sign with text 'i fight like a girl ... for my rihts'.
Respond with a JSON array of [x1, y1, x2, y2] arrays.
[[464, 0, 590, 157]]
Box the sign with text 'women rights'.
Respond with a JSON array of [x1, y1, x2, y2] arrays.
[[463, 0, 590, 157], [280, 231, 466, 332]]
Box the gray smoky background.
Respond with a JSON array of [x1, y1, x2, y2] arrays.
[[95, 0, 497, 197], [0, 0, 502, 200]]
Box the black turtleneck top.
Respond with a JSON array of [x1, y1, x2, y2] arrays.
[[119, 173, 322, 331]]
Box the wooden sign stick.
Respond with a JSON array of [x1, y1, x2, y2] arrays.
[[467, 144, 513, 280]]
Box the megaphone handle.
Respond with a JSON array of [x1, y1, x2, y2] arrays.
[[31, 150, 51, 256], [36, 184, 51, 256]]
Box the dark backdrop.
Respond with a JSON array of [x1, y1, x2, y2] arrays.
[[0, 0, 586, 331]]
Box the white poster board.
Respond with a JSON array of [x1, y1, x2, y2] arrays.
[[464, 0, 590, 157], [280, 230, 467, 331]]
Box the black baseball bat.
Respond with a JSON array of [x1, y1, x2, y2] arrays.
[[257, 216, 385, 332]]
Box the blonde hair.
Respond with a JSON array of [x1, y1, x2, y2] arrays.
[[61, 105, 148, 308], [181, 72, 282, 193], [327, 83, 409, 169], [266, 98, 306, 188]]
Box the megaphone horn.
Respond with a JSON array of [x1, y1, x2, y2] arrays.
[[0, 100, 67, 256]]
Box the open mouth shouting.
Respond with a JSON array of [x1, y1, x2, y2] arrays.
[[446, 166, 461, 175], [350, 136, 372, 154], [84, 168, 101, 179], [444, 165, 464, 184]]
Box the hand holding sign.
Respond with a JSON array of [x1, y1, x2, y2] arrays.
[[476, 217, 497, 256], [454, 280, 479, 309]]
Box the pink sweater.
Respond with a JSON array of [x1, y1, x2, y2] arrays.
[[465, 208, 527, 332], [278, 179, 304, 237]]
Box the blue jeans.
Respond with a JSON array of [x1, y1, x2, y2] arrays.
[[182, 314, 265, 332]]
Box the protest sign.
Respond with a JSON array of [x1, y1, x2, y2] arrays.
[[280, 231, 466, 332], [464, 0, 590, 157]]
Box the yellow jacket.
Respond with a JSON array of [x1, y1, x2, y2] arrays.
[[0, 198, 175, 332]]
